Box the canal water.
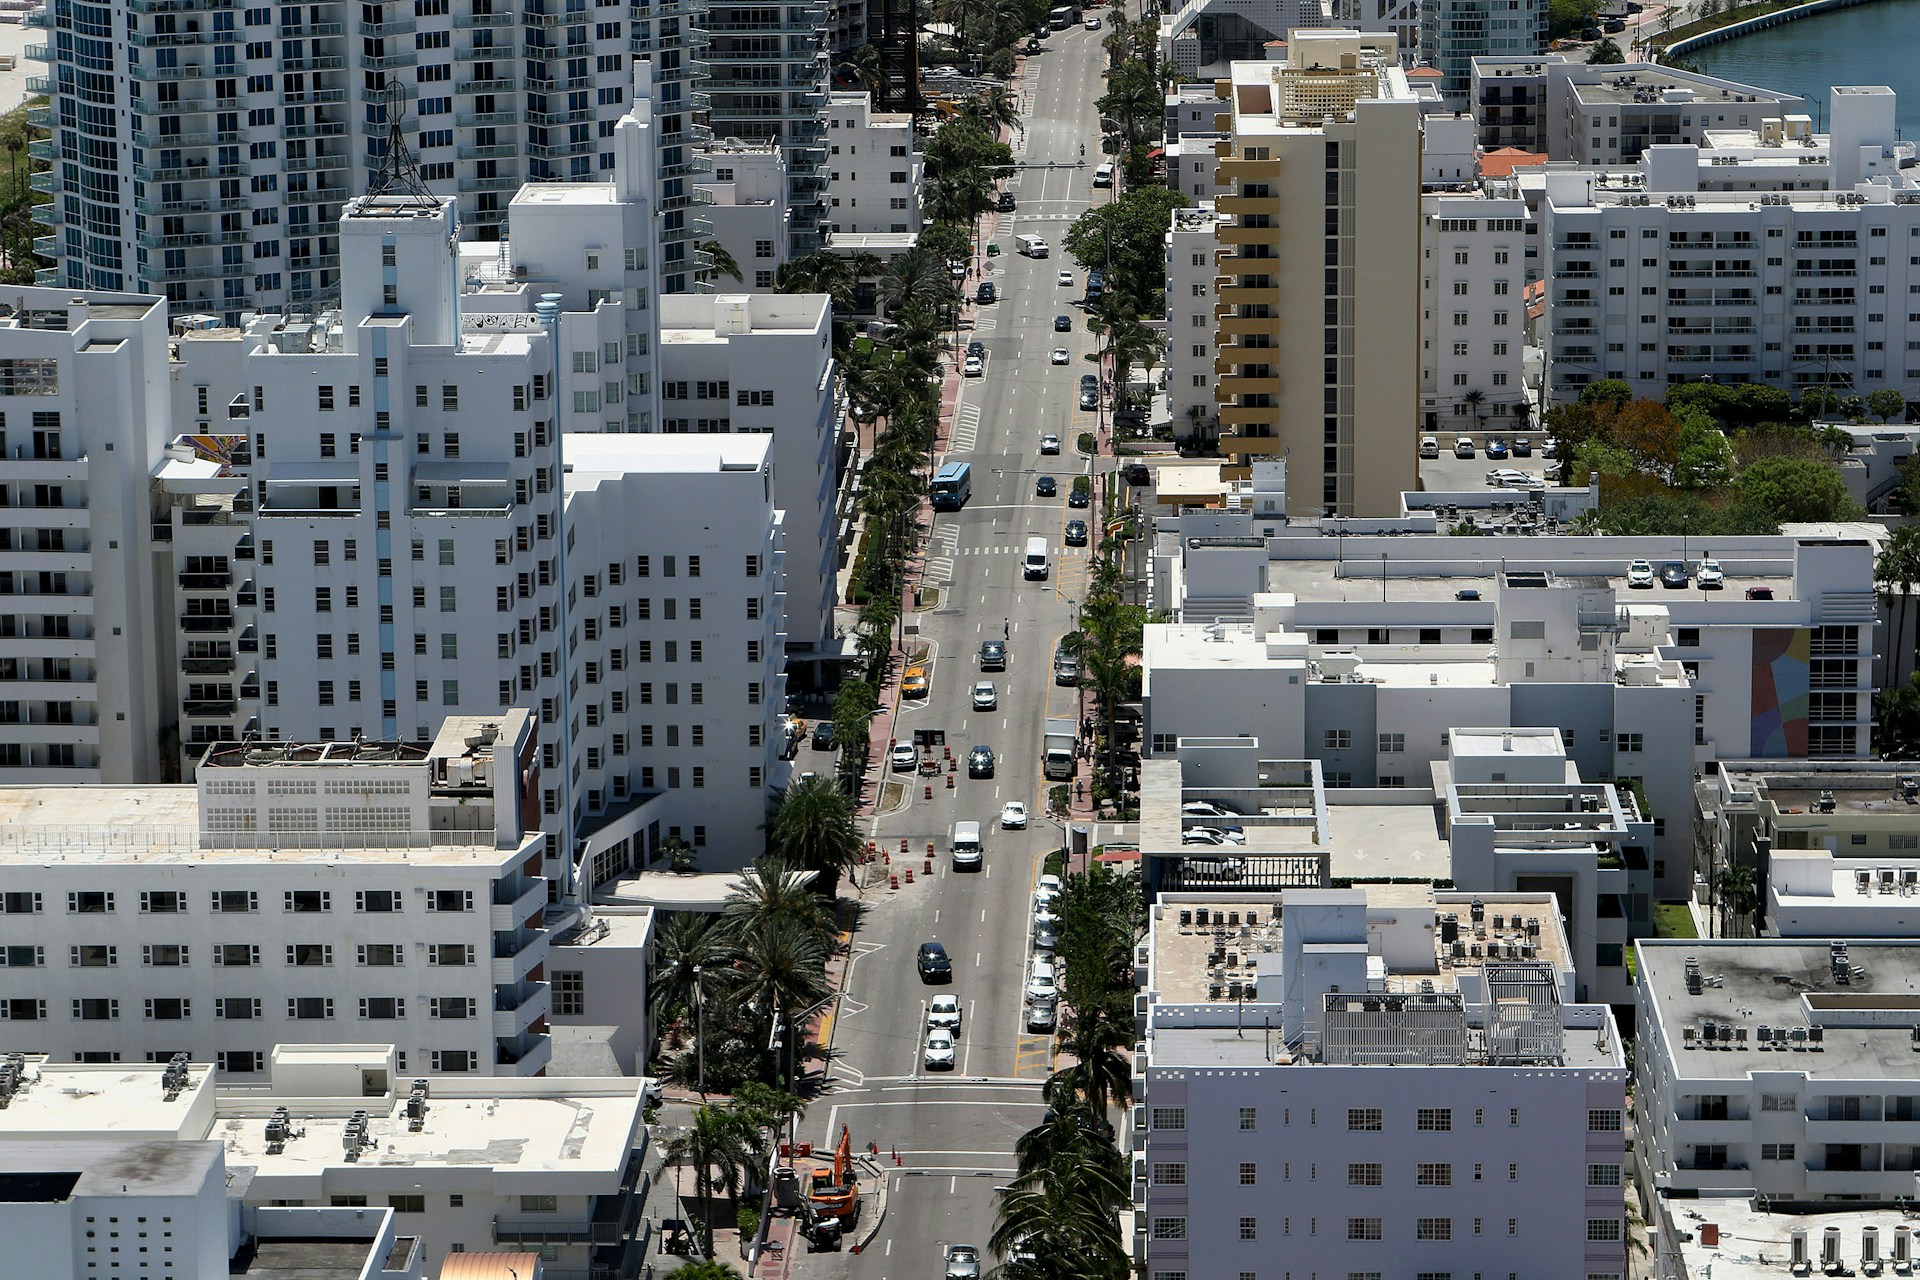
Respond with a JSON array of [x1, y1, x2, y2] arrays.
[[1688, 0, 1920, 138]]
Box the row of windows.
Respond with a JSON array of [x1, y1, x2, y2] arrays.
[[5, 941, 475, 968], [1, 889, 472, 915], [1, 996, 479, 1020], [1151, 1105, 1621, 1133], [1148, 1216, 1622, 1243]]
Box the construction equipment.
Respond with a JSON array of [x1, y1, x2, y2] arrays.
[[807, 1125, 859, 1223]]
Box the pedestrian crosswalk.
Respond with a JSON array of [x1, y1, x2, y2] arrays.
[[949, 405, 981, 454]]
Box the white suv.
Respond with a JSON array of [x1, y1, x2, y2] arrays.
[[890, 740, 918, 770]]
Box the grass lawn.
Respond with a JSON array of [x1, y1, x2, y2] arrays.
[[1653, 902, 1699, 939]]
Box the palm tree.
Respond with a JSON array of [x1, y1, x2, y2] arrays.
[[883, 248, 956, 316], [722, 914, 834, 1033], [1718, 860, 1757, 938], [1877, 526, 1920, 688], [934, 0, 991, 49], [991, 1119, 1130, 1277], [1096, 65, 1159, 149], [698, 239, 744, 284], [965, 84, 1020, 135], [1045, 1006, 1133, 1118], [650, 911, 726, 1025], [666, 1104, 757, 1253], [721, 857, 833, 943], [1463, 387, 1488, 431], [766, 773, 863, 899], [835, 44, 886, 97]]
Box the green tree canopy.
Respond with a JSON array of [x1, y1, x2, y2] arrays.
[[1732, 455, 1865, 524], [1578, 378, 1634, 409], [1062, 186, 1191, 314]]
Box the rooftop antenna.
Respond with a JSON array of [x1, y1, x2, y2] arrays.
[[365, 81, 437, 207]]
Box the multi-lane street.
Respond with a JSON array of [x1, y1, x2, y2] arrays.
[[794, 19, 1113, 1277]]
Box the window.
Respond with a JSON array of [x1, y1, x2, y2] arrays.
[[1324, 729, 1351, 750], [432, 1050, 477, 1072], [1153, 1163, 1188, 1186], [553, 970, 585, 1016], [1417, 1108, 1453, 1132], [67, 891, 113, 914], [1150, 1219, 1187, 1241], [288, 997, 333, 1020], [286, 944, 332, 966], [1239, 1107, 1257, 1131], [1378, 733, 1405, 753], [1239, 1162, 1258, 1185], [1151, 1107, 1187, 1130], [389, 1195, 425, 1214], [143, 944, 188, 967], [1416, 1218, 1452, 1241], [357, 944, 403, 967], [1348, 1164, 1382, 1186], [140, 890, 185, 915], [1760, 1144, 1796, 1161], [1588, 1220, 1623, 1243], [1239, 1218, 1258, 1241], [1348, 1218, 1383, 1241], [1617, 733, 1643, 753], [356, 890, 402, 913], [1348, 1108, 1383, 1131], [71, 944, 116, 967], [1588, 1109, 1623, 1132], [284, 890, 330, 914], [359, 997, 405, 1019], [1417, 1164, 1452, 1186]]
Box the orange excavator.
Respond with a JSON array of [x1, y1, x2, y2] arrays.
[[807, 1125, 859, 1224]]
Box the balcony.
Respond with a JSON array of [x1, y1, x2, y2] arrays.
[[177, 569, 231, 590], [1217, 158, 1282, 182], [495, 1152, 645, 1247], [490, 927, 550, 985], [1215, 222, 1278, 246], [183, 699, 237, 718], [457, 111, 521, 128], [457, 143, 520, 161], [495, 1033, 553, 1076], [492, 980, 552, 1038], [1216, 284, 1279, 307], [1214, 193, 1280, 217], [490, 877, 547, 931], [456, 76, 519, 94], [457, 41, 517, 59], [358, 15, 414, 34], [179, 612, 235, 633], [1217, 374, 1279, 398], [361, 49, 417, 70], [182, 656, 236, 675]]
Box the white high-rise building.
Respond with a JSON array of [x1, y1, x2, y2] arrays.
[[1418, 0, 1545, 100], [0, 711, 556, 1077], [32, 20, 708, 317], [658, 292, 839, 657], [824, 91, 921, 237], [1165, 202, 1221, 443], [1420, 188, 1533, 434], [0, 291, 174, 783], [696, 140, 793, 292], [1136, 886, 1629, 1280]]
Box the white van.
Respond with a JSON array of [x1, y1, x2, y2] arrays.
[[951, 821, 983, 871], [1092, 163, 1114, 188], [1016, 234, 1050, 259], [1023, 536, 1050, 580]]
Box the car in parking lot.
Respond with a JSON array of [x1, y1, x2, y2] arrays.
[[1181, 800, 1243, 820], [1454, 436, 1476, 458], [1065, 518, 1088, 546], [1419, 435, 1440, 459], [1057, 270, 1074, 287], [1511, 436, 1533, 457], [1067, 486, 1089, 508], [901, 666, 929, 698], [924, 1028, 956, 1069], [972, 680, 996, 710], [891, 740, 918, 770], [918, 941, 953, 982], [1485, 468, 1530, 488], [1053, 651, 1079, 685], [1054, 314, 1072, 332], [1182, 825, 1247, 845], [1050, 347, 1070, 365], [1696, 558, 1725, 589], [1745, 586, 1774, 600], [1485, 438, 1510, 460], [1025, 998, 1057, 1033], [967, 745, 995, 777], [946, 1245, 982, 1280], [1000, 801, 1028, 829], [927, 994, 962, 1032], [1627, 559, 1656, 589], [962, 355, 983, 377], [979, 639, 1006, 669], [1025, 966, 1059, 1001], [1032, 919, 1058, 951], [1183, 854, 1246, 880], [1035, 475, 1056, 497], [1040, 432, 1061, 454], [810, 721, 835, 750], [1659, 561, 1690, 589]]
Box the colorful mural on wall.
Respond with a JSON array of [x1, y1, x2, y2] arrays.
[[1750, 628, 1811, 757]]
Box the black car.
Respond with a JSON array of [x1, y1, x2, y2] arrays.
[[980, 639, 1006, 669], [968, 745, 994, 778], [1078, 389, 1097, 410], [966, 339, 985, 359], [998, 191, 1017, 211], [1123, 462, 1150, 486], [1510, 436, 1532, 458], [1455, 588, 1482, 601], [976, 281, 996, 304], [810, 721, 835, 750], [1064, 519, 1089, 546], [1659, 561, 1690, 588], [1035, 475, 1057, 497], [1054, 315, 1072, 332], [918, 941, 953, 982], [1067, 487, 1089, 508]]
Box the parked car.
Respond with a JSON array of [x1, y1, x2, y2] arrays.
[[1040, 432, 1061, 454], [1419, 436, 1440, 459], [810, 721, 835, 750], [918, 941, 953, 982], [1658, 561, 1690, 589], [1626, 559, 1656, 589], [927, 994, 963, 1032], [1036, 873, 1062, 897], [972, 680, 996, 710], [1181, 800, 1243, 819], [1035, 475, 1057, 497], [1067, 487, 1089, 508], [976, 281, 996, 303], [891, 740, 918, 769], [1454, 436, 1476, 458], [901, 666, 929, 698], [1032, 920, 1059, 951], [1485, 468, 1529, 488], [979, 639, 1006, 669], [1510, 436, 1533, 457], [966, 339, 985, 359], [1696, 558, 1725, 589], [1025, 966, 1059, 1001], [1025, 998, 1058, 1033], [1123, 461, 1151, 485], [924, 1028, 957, 1069], [1001, 801, 1028, 829], [962, 355, 983, 377], [1182, 825, 1247, 845], [1053, 651, 1080, 685], [968, 745, 995, 777], [1745, 586, 1775, 600], [1064, 519, 1089, 546], [1485, 438, 1510, 460], [1078, 387, 1097, 410], [1455, 588, 1482, 601]]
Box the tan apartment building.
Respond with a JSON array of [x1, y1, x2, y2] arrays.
[[1212, 30, 1422, 517]]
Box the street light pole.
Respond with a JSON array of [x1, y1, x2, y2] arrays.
[[692, 964, 706, 1097]]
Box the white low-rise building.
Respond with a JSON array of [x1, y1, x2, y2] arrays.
[[0, 1047, 647, 1277], [1165, 203, 1221, 441], [696, 141, 793, 292], [0, 712, 555, 1077], [1137, 885, 1628, 1280], [824, 92, 921, 238], [1420, 186, 1534, 435], [1636, 938, 1920, 1202]]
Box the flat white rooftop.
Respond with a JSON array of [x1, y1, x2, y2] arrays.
[[0, 1059, 209, 1142], [1668, 1199, 1912, 1280], [1325, 803, 1451, 879]]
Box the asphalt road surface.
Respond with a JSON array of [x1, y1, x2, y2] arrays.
[[794, 19, 1112, 1280]]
